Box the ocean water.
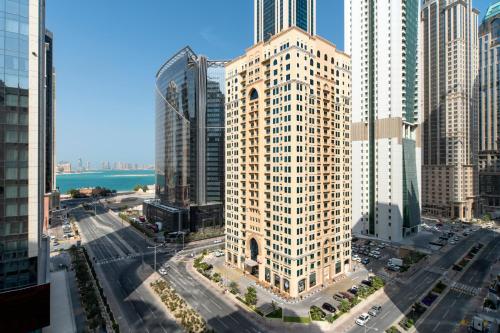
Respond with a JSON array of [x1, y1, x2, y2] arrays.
[[56, 170, 155, 194]]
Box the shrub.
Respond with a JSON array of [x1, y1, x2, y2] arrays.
[[211, 272, 221, 283], [310, 306, 327, 321], [339, 299, 351, 313], [229, 281, 240, 295]]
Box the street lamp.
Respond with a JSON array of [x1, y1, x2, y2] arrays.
[[148, 244, 161, 272]]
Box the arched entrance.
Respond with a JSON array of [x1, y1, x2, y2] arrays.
[[249, 238, 259, 276], [250, 238, 258, 261]]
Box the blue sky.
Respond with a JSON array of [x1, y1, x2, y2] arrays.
[[47, 0, 492, 168]]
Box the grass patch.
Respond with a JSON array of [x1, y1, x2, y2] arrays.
[[283, 316, 311, 324], [266, 308, 283, 319]]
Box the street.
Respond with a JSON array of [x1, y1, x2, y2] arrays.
[[73, 204, 182, 333], [347, 228, 494, 333], [416, 230, 500, 333]]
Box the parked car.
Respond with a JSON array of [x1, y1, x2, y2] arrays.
[[361, 279, 373, 287], [348, 287, 358, 295], [340, 291, 354, 301], [361, 258, 370, 265], [333, 293, 345, 302], [322, 302, 336, 313], [352, 254, 361, 261], [138, 216, 146, 222], [368, 305, 382, 317], [355, 313, 370, 326]]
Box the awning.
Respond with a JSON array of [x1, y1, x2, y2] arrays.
[[244, 259, 259, 267]]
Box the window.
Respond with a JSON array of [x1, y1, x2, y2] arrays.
[[249, 88, 259, 100]]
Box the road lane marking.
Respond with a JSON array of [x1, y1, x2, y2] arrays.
[[443, 309, 450, 319], [216, 318, 229, 329], [433, 322, 441, 332], [201, 302, 212, 314], [228, 314, 239, 324], [210, 299, 223, 310]]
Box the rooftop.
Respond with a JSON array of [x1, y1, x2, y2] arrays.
[[484, 1, 500, 22]]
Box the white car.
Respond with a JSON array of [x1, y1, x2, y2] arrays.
[[158, 268, 167, 275], [355, 313, 370, 326]]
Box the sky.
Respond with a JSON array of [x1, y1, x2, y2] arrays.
[[47, 0, 493, 168]]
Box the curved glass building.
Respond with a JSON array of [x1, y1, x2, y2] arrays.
[[146, 47, 226, 232]]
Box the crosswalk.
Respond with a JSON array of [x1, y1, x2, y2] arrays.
[[449, 281, 480, 296], [94, 248, 175, 265]]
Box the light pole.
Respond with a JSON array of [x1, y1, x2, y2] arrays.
[[148, 244, 161, 272]]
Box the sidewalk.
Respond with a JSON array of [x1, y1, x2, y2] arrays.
[[43, 270, 77, 333], [190, 254, 392, 333]]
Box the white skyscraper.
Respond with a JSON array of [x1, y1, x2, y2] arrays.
[[345, 0, 421, 242]]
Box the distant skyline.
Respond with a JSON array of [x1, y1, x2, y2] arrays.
[[47, 0, 492, 166]]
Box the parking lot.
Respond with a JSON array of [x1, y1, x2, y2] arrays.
[[49, 209, 79, 251]]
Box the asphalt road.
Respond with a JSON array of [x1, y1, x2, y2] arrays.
[[74, 205, 183, 333], [416, 230, 500, 333], [347, 229, 491, 333]]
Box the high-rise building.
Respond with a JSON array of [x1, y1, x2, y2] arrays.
[[225, 27, 352, 298], [145, 47, 226, 233], [254, 0, 316, 43], [479, 2, 500, 213], [0, 0, 51, 331], [345, 0, 421, 242], [421, 0, 479, 220]]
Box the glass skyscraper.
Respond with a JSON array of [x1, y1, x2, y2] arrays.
[[146, 47, 226, 233], [254, 0, 316, 43], [479, 2, 500, 212], [0, 0, 51, 331]]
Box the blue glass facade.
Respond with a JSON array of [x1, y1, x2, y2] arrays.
[[152, 47, 225, 232], [0, 0, 35, 292], [255, 0, 315, 43]]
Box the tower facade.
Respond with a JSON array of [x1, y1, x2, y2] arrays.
[[479, 2, 500, 213], [225, 27, 352, 298], [421, 0, 479, 220], [147, 47, 226, 233], [345, 0, 421, 242], [254, 0, 316, 43], [0, 0, 52, 331]]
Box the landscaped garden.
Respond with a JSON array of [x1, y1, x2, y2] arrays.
[[69, 246, 119, 332], [151, 279, 209, 333]]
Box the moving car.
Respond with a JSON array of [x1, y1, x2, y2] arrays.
[[322, 302, 336, 313], [158, 268, 167, 275], [355, 313, 370, 326], [368, 305, 382, 317]]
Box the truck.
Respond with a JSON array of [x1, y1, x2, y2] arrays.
[[388, 258, 403, 267]]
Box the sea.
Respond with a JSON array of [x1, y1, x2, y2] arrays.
[[56, 170, 155, 194]]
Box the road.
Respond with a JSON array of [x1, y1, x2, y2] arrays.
[[347, 228, 492, 333], [74, 204, 183, 333], [416, 230, 500, 333], [162, 258, 270, 333]]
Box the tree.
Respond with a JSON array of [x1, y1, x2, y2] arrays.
[[229, 281, 240, 295], [67, 189, 80, 198], [244, 286, 257, 306], [483, 213, 491, 222]]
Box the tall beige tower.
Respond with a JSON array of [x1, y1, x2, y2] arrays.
[[421, 0, 479, 220], [225, 27, 352, 298]]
